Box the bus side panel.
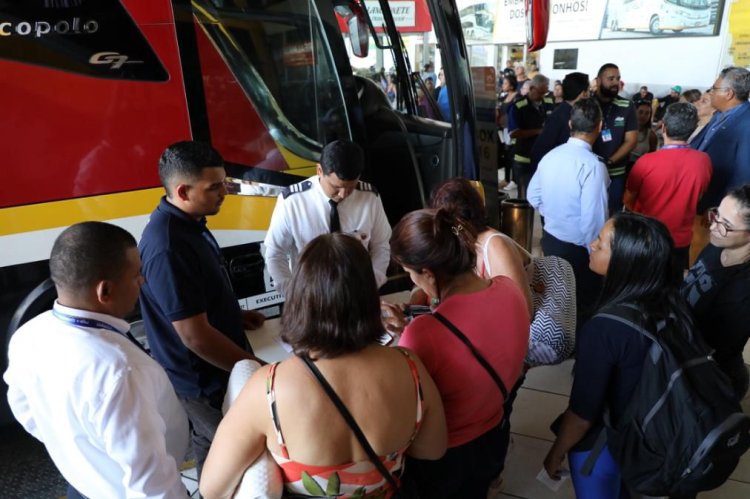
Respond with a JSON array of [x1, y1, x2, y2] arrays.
[[193, 24, 289, 172], [1, 23, 191, 210]]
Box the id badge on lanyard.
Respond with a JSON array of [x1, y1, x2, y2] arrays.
[[601, 129, 613, 142]]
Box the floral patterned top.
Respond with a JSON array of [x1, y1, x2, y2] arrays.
[[266, 349, 424, 498]]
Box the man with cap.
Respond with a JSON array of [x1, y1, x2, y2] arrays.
[[264, 139, 391, 296], [654, 85, 682, 123]]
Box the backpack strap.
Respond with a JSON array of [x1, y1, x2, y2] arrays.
[[580, 428, 608, 476]]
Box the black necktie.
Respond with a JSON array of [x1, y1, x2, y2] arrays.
[[329, 199, 340, 233]]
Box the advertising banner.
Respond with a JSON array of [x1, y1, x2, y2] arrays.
[[457, 0, 725, 44]]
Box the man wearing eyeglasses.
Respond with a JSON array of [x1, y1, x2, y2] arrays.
[[690, 67, 750, 214]]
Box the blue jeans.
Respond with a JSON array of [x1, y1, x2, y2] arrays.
[[569, 446, 627, 499]]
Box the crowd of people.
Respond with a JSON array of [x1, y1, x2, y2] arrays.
[[3, 62, 750, 499]]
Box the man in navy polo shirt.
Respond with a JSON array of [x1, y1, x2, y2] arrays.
[[593, 63, 637, 214], [139, 141, 265, 478]]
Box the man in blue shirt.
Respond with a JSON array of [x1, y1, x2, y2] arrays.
[[528, 99, 609, 320], [691, 67, 750, 213], [139, 141, 265, 478]]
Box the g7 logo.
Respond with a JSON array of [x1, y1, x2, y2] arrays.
[[89, 51, 143, 70]]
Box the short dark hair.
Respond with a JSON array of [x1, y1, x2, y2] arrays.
[[663, 102, 698, 141], [390, 208, 477, 285], [503, 73, 518, 89], [570, 98, 602, 134], [728, 185, 750, 228], [430, 177, 487, 233], [158, 141, 224, 195], [597, 63, 619, 78], [319, 140, 364, 180], [280, 234, 383, 358], [719, 66, 750, 101], [562, 72, 590, 101], [50, 222, 137, 292], [597, 212, 693, 334]]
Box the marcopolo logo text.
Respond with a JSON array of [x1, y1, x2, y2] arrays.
[[0, 18, 99, 37]]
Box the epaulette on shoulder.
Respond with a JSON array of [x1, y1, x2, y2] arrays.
[[613, 98, 631, 108], [282, 180, 313, 199], [515, 97, 529, 109], [357, 181, 379, 196]]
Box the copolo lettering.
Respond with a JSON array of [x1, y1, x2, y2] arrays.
[[0, 18, 98, 37]]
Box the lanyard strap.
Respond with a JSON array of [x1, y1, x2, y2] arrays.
[[53, 310, 149, 354], [661, 144, 690, 150]]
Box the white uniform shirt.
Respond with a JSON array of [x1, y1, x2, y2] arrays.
[[528, 137, 610, 248], [264, 175, 392, 294], [4, 302, 189, 499]]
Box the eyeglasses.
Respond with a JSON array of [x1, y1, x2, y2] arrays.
[[707, 207, 750, 236], [708, 86, 730, 93]]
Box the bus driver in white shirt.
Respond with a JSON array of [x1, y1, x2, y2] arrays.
[[264, 140, 392, 296]]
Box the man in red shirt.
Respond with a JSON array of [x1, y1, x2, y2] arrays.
[[624, 102, 712, 270]]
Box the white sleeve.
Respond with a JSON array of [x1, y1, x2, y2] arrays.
[[263, 194, 294, 295], [4, 372, 38, 440], [94, 369, 187, 499], [368, 197, 392, 288], [527, 168, 543, 211]]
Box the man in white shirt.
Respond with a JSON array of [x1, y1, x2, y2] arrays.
[[4, 222, 189, 499], [528, 98, 610, 320], [264, 139, 391, 295]]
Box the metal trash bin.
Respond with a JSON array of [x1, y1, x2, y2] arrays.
[[500, 198, 534, 253]]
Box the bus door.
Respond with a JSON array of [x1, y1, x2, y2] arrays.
[[334, 0, 478, 225]]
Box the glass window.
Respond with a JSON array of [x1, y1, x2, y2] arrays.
[[194, 0, 351, 155]]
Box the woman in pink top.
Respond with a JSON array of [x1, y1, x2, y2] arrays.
[[200, 234, 447, 499], [391, 209, 530, 499]]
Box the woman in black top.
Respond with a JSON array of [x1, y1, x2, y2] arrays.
[[544, 212, 694, 498], [682, 185, 750, 399]]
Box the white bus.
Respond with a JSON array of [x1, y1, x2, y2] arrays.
[[609, 0, 712, 35]]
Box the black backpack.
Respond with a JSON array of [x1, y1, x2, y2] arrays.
[[584, 304, 750, 497]]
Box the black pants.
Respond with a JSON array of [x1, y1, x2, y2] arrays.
[[541, 231, 602, 326], [511, 161, 533, 200], [405, 423, 508, 499]]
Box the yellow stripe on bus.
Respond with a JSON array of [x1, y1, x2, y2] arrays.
[[0, 189, 278, 236]]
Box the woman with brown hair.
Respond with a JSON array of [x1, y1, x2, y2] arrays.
[[430, 177, 532, 316], [391, 209, 529, 499], [200, 233, 447, 499]]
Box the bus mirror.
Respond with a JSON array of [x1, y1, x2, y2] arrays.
[[335, 2, 369, 58], [348, 4, 369, 58], [526, 0, 550, 52]]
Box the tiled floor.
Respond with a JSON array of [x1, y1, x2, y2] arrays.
[[496, 357, 750, 498]]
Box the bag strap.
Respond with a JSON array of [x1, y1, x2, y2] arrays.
[[432, 312, 508, 401], [299, 355, 400, 491], [580, 427, 608, 476]]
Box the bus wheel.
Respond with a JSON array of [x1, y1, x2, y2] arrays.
[[649, 15, 662, 35]]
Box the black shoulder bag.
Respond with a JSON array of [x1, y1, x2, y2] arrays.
[[300, 354, 415, 498]]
